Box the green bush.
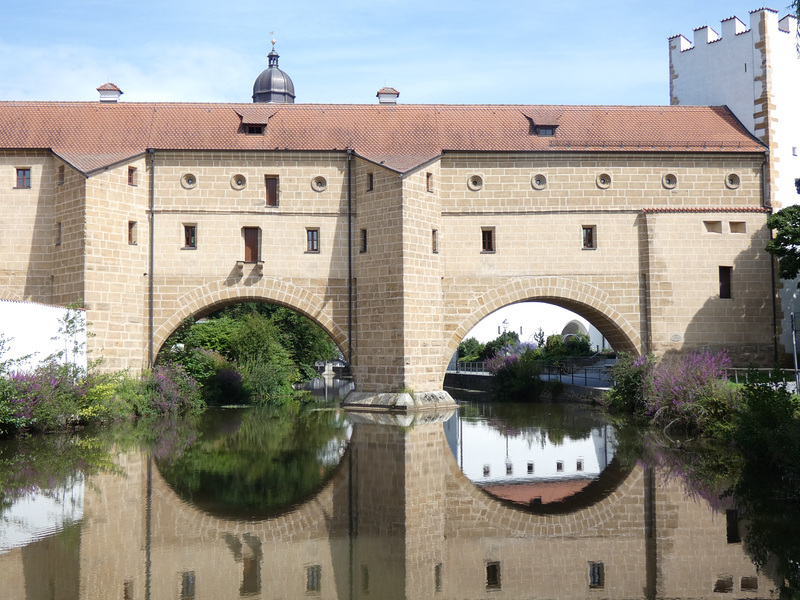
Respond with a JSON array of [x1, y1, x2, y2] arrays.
[[602, 352, 655, 415]]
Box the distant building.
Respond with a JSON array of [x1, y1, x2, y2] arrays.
[[670, 7, 800, 357]]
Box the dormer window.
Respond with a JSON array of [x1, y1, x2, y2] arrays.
[[535, 126, 555, 136], [521, 108, 561, 137], [246, 125, 264, 135]]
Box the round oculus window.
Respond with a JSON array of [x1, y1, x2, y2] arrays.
[[662, 173, 677, 189], [467, 175, 483, 191], [181, 173, 197, 189], [725, 173, 741, 189], [596, 173, 611, 189], [312, 176, 328, 192], [531, 173, 547, 190], [231, 174, 247, 190]]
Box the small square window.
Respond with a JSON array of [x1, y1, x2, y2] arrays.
[[577, 459, 584, 471], [307, 228, 320, 253], [184, 224, 197, 249], [556, 460, 564, 472], [481, 228, 495, 253], [713, 576, 733, 593], [128, 166, 137, 186], [128, 221, 137, 245], [527, 461, 534, 474], [265, 176, 279, 207], [246, 125, 264, 135], [16, 168, 31, 189], [486, 561, 501, 590], [588, 562, 604, 589], [704, 220, 722, 234], [58, 165, 65, 185], [306, 565, 321, 593], [367, 172, 374, 191], [426, 172, 433, 193], [582, 225, 596, 249], [741, 576, 758, 591], [505, 462, 513, 475], [719, 266, 732, 299], [483, 464, 490, 477], [55, 222, 62, 246], [432, 229, 439, 253], [360, 229, 367, 253]]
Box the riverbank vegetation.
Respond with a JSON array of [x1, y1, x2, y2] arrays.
[[0, 303, 340, 438]]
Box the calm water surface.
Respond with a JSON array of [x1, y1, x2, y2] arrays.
[[0, 388, 788, 599]]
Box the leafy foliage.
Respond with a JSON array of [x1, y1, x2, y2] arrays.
[[457, 337, 484, 362], [766, 205, 800, 280]]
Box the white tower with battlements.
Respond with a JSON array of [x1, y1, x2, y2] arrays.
[[670, 8, 800, 357]]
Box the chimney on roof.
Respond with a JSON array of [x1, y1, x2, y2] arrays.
[[97, 83, 123, 103], [377, 87, 399, 105]]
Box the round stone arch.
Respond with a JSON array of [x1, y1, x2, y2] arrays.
[[442, 276, 641, 372], [0, 289, 22, 301], [150, 279, 348, 368]]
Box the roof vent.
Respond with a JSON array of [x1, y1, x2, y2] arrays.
[[377, 87, 399, 105], [97, 83, 123, 103]]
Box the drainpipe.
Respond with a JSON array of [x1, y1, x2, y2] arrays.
[[347, 149, 353, 367], [147, 148, 155, 367]]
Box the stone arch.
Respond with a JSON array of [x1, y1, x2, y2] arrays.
[[0, 289, 23, 301], [442, 276, 640, 371], [150, 278, 347, 365]]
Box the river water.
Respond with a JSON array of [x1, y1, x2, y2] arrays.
[[0, 384, 789, 599]]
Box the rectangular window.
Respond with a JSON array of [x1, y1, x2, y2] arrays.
[[244, 227, 260, 262], [729, 221, 746, 234], [128, 221, 137, 245], [577, 459, 584, 472], [241, 556, 260, 595], [128, 166, 137, 186], [527, 461, 534, 474], [16, 168, 31, 189], [505, 462, 513, 475], [55, 222, 62, 246], [426, 172, 433, 193], [481, 228, 495, 253], [704, 220, 722, 234], [588, 562, 604, 589], [719, 266, 732, 299], [265, 176, 279, 207], [306, 228, 320, 253], [367, 172, 374, 191], [432, 229, 438, 253], [58, 165, 65, 185], [306, 565, 321, 593], [123, 581, 134, 600], [434, 563, 443, 592], [556, 460, 564, 472], [360, 229, 367, 253], [582, 225, 596, 249], [246, 125, 264, 135], [361, 565, 369, 593], [483, 464, 490, 477], [741, 576, 758, 591], [486, 562, 501, 590], [726, 509, 741, 543], [181, 571, 196, 600], [713, 576, 733, 593], [183, 224, 197, 249]]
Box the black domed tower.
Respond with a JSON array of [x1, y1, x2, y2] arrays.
[[252, 40, 295, 104]]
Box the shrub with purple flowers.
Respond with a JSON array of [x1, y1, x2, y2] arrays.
[[486, 342, 552, 401], [135, 363, 204, 417]]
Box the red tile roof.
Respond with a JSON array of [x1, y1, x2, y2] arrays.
[[0, 102, 765, 174]]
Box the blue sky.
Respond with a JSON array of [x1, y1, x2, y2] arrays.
[[1, 1, 793, 105]]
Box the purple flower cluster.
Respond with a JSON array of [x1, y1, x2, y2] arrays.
[[142, 363, 202, 416], [4, 362, 85, 428], [485, 342, 538, 375]]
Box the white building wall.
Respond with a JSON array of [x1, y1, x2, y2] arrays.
[[670, 8, 800, 356]]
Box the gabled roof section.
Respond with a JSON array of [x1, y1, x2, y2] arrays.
[[0, 102, 765, 175]]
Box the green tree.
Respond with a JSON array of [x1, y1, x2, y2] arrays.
[[480, 331, 520, 361], [766, 205, 800, 280], [457, 337, 484, 362]]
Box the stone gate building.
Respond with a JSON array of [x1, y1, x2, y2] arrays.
[[0, 44, 776, 405]]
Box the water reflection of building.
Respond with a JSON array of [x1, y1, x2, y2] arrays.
[[0, 414, 781, 599], [449, 412, 616, 505]]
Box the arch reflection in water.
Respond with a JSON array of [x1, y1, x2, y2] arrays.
[[0, 405, 784, 599], [155, 407, 351, 519]]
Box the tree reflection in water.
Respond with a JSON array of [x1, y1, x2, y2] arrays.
[[156, 406, 350, 519]]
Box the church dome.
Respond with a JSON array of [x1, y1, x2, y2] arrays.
[[252, 42, 295, 104]]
